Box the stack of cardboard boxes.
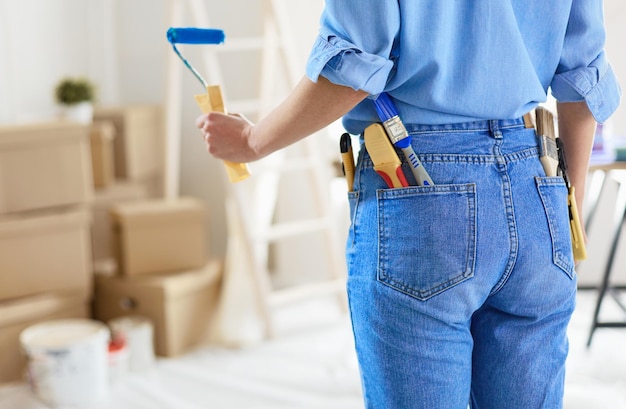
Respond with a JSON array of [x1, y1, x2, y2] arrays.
[[0, 121, 95, 383], [90, 104, 164, 272], [90, 104, 222, 359], [94, 197, 222, 357], [0, 104, 222, 383]]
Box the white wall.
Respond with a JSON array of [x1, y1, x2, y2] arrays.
[[604, 1, 626, 135], [1, 1, 92, 121]]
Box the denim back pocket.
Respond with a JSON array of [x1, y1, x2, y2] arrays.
[[376, 184, 477, 300], [346, 191, 359, 249], [348, 191, 359, 224], [535, 177, 575, 278]]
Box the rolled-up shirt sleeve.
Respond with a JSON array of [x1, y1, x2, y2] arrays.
[[550, 0, 621, 123], [305, 2, 399, 95]]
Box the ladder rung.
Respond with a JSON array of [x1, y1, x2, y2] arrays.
[[255, 157, 318, 173], [254, 217, 332, 242], [227, 99, 261, 115], [227, 98, 288, 116], [169, 0, 347, 343], [218, 37, 267, 51], [269, 278, 346, 307]]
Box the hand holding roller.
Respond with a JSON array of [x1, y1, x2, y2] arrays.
[[166, 27, 251, 182], [194, 85, 251, 183]]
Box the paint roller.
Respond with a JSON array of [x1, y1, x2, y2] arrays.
[[166, 27, 251, 182]]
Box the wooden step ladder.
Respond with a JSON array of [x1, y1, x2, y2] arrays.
[[165, 0, 348, 345]]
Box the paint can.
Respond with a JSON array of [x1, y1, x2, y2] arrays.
[[108, 315, 155, 372], [107, 335, 129, 385], [20, 319, 110, 407]]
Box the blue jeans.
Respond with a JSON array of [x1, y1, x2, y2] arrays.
[[346, 118, 577, 409]]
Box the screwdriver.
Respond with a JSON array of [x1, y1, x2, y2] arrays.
[[364, 123, 409, 188]]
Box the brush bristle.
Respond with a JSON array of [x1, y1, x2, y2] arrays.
[[535, 107, 555, 139]]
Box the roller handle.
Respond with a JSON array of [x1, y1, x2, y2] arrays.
[[194, 85, 251, 183], [374, 166, 409, 189], [568, 186, 588, 262]]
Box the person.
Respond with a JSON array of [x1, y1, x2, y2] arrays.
[[196, 2, 621, 408]]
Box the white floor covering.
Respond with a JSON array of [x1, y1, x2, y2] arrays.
[[2, 289, 626, 409]]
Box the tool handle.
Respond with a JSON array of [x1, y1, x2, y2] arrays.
[[539, 156, 559, 177], [568, 186, 588, 262], [194, 85, 251, 183], [341, 151, 356, 192], [374, 165, 409, 188], [400, 146, 433, 186], [167, 27, 225, 45], [340, 133, 356, 192]]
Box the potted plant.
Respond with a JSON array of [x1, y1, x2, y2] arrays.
[[55, 77, 96, 123]]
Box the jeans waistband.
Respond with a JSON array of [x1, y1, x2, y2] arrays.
[[404, 117, 527, 135]]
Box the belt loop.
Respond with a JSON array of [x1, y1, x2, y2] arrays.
[[489, 120, 503, 138]]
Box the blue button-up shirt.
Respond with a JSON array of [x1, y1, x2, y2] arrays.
[[306, 1, 621, 135]]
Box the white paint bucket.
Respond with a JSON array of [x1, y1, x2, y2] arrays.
[[108, 315, 155, 372], [107, 336, 130, 385], [20, 319, 110, 407]]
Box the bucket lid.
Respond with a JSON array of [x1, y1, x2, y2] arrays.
[[20, 319, 109, 349]]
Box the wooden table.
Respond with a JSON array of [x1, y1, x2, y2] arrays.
[[586, 160, 626, 346]]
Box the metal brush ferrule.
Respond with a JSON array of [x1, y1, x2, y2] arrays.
[[382, 116, 409, 144]]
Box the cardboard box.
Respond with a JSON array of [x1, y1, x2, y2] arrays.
[[90, 120, 116, 189], [0, 121, 94, 214], [93, 105, 164, 181], [110, 197, 207, 276], [91, 181, 151, 265], [0, 291, 91, 384], [0, 207, 92, 301], [93, 260, 222, 357], [137, 171, 165, 199]]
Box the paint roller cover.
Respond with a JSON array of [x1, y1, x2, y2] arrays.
[[166, 28, 225, 45]]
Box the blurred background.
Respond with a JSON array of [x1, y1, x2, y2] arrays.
[[1, 1, 626, 408]]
